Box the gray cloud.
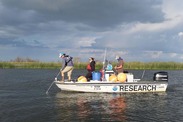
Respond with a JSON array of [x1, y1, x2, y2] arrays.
[[1, 0, 183, 62], [0, 37, 45, 48], [1, 0, 165, 28]]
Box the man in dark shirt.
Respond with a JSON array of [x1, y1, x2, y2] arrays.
[[86, 57, 95, 81]]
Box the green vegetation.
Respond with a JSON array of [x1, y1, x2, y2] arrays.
[[0, 62, 60, 69], [1, 61, 183, 70], [0, 57, 60, 69], [1, 57, 183, 69], [123, 61, 183, 70]]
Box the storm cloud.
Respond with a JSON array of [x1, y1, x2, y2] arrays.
[[0, 0, 183, 62]]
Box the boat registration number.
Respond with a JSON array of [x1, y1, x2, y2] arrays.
[[93, 86, 101, 90]]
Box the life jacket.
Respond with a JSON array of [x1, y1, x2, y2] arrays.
[[86, 64, 92, 70]]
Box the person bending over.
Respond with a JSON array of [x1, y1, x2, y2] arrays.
[[59, 53, 74, 81]]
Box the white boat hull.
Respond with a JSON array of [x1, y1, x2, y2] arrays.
[[55, 81, 168, 93]]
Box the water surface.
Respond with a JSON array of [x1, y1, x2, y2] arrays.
[[0, 69, 183, 122]]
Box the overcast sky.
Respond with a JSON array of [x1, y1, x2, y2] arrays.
[[1, 0, 183, 62]]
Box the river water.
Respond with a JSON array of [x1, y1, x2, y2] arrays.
[[0, 69, 183, 122]]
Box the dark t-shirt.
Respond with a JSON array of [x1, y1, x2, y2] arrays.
[[90, 60, 95, 72]]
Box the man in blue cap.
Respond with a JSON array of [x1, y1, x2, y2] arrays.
[[59, 53, 74, 81]]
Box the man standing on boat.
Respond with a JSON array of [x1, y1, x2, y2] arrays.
[[114, 55, 124, 74], [86, 57, 96, 81], [59, 53, 74, 81]]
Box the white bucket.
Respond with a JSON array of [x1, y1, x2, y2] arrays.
[[105, 74, 109, 81], [126, 73, 134, 82]]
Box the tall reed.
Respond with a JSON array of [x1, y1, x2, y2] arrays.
[[1, 61, 183, 70]]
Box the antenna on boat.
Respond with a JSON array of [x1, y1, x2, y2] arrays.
[[102, 48, 107, 69], [102, 48, 107, 81]]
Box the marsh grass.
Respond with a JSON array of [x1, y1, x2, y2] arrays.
[[0, 62, 60, 69], [124, 61, 183, 70], [1, 61, 183, 70]]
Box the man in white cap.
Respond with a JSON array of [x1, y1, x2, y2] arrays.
[[59, 53, 74, 81], [114, 55, 124, 74]]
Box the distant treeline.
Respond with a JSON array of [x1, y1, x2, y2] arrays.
[[1, 60, 183, 70]]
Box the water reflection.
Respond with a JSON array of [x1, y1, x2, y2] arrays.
[[55, 92, 127, 121], [108, 96, 126, 121], [76, 97, 92, 119]]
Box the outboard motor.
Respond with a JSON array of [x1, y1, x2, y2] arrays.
[[153, 71, 168, 82]]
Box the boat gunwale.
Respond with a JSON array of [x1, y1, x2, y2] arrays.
[[55, 81, 168, 85]]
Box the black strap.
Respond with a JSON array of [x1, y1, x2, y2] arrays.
[[65, 57, 72, 65]]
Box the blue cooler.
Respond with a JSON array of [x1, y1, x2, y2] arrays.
[[92, 72, 101, 80]]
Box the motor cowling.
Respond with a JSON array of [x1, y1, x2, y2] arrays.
[[153, 71, 168, 82]]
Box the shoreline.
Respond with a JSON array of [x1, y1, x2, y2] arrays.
[[1, 61, 183, 70]]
